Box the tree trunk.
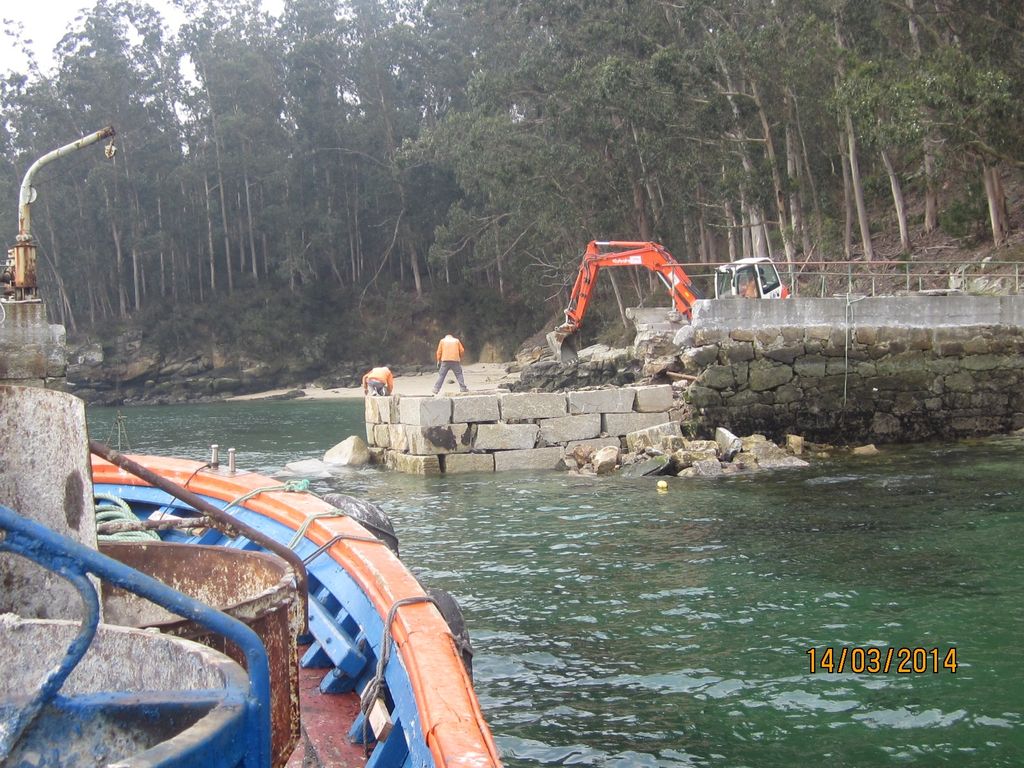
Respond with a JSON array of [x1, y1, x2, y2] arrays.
[[131, 245, 142, 311], [924, 145, 938, 233], [204, 174, 217, 293], [750, 78, 796, 265], [981, 163, 1008, 246], [838, 128, 854, 259], [716, 56, 768, 259], [845, 108, 875, 261], [243, 170, 258, 279], [881, 147, 911, 253], [607, 269, 629, 329], [724, 200, 739, 262], [104, 186, 128, 319], [791, 87, 824, 244], [784, 94, 811, 257]]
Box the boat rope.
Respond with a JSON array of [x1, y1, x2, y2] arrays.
[[301, 532, 388, 565], [94, 493, 160, 541], [182, 462, 212, 489], [221, 479, 312, 516], [360, 595, 439, 753], [286, 507, 348, 550]]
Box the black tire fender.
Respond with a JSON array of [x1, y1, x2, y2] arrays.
[[426, 586, 474, 680], [322, 493, 400, 557]]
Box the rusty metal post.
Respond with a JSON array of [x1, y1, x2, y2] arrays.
[[8, 126, 115, 301], [89, 439, 309, 633]]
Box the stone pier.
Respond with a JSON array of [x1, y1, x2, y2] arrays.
[[364, 385, 682, 474], [0, 300, 67, 387], [678, 295, 1024, 443]]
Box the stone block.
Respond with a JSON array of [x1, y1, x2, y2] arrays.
[[499, 392, 567, 420], [474, 423, 539, 450], [0, 387, 93, 620], [625, 421, 682, 453], [630, 384, 674, 412], [399, 396, 452, 427], [748, 361, 794, 391], [538, 413, 601, 444], [715, 427, 742, 460], [451, 394, 501, 423], [373, 396, 399, 424], [565, 437, 622, 453], [443, 453, 495, 474], [404, 424, 474, 455], [493, 446, 565, 471], [0, 303, 67, 381], [603, 411, 672, 436], [385, 451, 441, 475], [364, 396, 380, 424], [567, 389, 636, 414], [373, 424, 391, 448], [388, 424, 409, 452], [701, 365, 736, 390]]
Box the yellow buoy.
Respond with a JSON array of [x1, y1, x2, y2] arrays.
[[656, 479, 668, 492]]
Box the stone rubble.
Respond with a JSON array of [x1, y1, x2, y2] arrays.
[[564, 426, 812, 478]]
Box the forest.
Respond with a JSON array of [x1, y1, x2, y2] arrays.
[[1, 0, 1022, 365]]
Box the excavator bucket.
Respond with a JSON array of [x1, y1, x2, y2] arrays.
[[546, 330, 579, 365]]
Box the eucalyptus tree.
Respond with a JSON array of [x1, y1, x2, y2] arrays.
[[178, 0, 287, 294], [24, 0, 185, 319]]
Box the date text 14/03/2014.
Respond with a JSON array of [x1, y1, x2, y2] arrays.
[[806, 646, 958, 674]]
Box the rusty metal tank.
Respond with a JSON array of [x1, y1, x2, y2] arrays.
[[0, 616, 254, 767], [100, 541, 300, 768]]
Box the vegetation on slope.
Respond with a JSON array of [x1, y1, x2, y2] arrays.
[[1, 0, 1022, 371]]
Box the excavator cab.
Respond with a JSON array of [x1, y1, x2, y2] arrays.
[[714, 258, 788, 299]]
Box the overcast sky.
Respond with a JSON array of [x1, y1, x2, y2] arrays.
[[1, 0, 283, 77]]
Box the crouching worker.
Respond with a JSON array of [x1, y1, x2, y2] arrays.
[[362, 366, 394, 396]]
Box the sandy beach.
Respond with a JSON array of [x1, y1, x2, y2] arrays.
[[229, 362, 516, 401]]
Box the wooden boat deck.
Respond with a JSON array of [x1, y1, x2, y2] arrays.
[[286, 646, 367, 767]]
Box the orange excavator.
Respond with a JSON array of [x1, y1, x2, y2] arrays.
[[546, 240, 703, 364], [546, 240, 789, 364]]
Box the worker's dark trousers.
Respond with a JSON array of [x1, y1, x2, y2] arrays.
[[433, 361, 468, 393], [368, 380, 388, 396]]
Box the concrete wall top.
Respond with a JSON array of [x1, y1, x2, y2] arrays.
[[684, 295, 1024, 337]]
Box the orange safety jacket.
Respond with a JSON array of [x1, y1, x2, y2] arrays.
[[362, 366, 394, 393], [436, 336, 465, 363]]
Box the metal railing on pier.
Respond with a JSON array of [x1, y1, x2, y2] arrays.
[[688, 259, 1023, 299]]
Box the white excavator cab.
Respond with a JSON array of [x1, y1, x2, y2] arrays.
[[714, 258, 787, 299]]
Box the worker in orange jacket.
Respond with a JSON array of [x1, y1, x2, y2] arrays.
[[362, 366, 395, 396], [432, 334, 469, 394]]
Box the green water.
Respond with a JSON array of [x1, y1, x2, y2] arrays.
[[88, 401, 1024, 767]]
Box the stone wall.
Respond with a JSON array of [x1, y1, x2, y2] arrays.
[[679, 322, 1024, 443], [0, 301, 66, 388], [364, 386, 682, 474]]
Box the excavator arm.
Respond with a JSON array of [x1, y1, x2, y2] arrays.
[[547, 241, 702, 364]]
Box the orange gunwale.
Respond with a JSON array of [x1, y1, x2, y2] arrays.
[[91, 454, 502, 768]]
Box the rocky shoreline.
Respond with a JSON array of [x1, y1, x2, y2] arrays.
[[66, 331, 442, 406]]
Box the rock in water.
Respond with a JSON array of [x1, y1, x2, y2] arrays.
[[592, 445, 621, 475], [283, 458, 333, 478], [715, 427, 742, 461], [324, 435, 371, 466]]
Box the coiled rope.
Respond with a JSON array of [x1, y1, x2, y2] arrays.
[[94, 493, 160, 542]]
